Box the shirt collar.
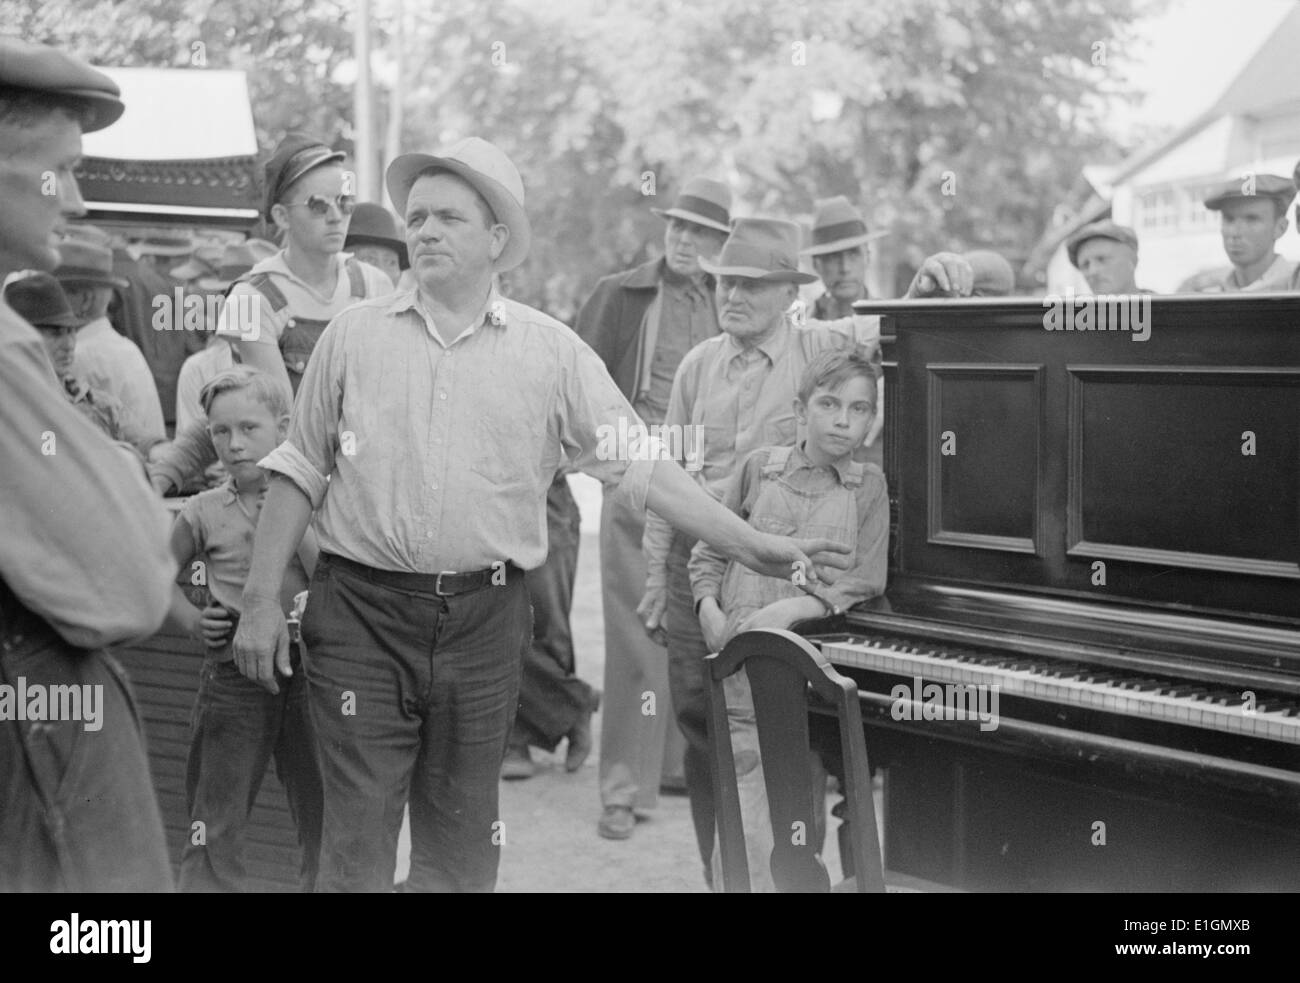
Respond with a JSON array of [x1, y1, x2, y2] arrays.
[[660, 262, 714, 294], [722, 315, 790, 366], [789, 441, 865, 486], [77, 316, 113, 339], [386, 283, 509, 337]]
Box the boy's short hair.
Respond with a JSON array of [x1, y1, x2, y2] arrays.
[[199, 365, 291, 420], [797, 345, 879, 407]]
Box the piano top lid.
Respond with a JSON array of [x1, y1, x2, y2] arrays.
[[852, 292, 1300, 318]]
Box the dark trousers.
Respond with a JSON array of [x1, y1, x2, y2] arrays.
[[178, 646, 323, 892], [301, 554, 531, 893], [513, 475, 594, 750], [0, 628, 172, 892], [665, 531, 715, 871]]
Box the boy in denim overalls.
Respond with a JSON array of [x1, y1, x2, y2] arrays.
[[689, 347, 888, 890]]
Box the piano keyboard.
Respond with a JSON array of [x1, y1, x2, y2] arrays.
[[820, 635, 1300, 745]]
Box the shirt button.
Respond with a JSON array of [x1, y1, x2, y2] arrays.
[[439, 392, 447, 400]]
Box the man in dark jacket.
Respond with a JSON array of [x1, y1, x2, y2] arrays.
[[574, 176, 730, 839]]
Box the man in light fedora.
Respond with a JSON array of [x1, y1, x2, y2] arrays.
[[231, 138, 850, 892], [574, 175, 731, 840], [801, 195, 888, 320], [55, 231, 168, 452]]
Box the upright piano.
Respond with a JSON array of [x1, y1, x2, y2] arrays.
[[806, 293, 1300, 892]]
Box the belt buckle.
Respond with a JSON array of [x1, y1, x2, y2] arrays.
[[434, 571, 455, 597]]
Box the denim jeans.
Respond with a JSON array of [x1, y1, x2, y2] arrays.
[[301, 554, 531, 892], [178, 644, 323, 892], [0, 624, 172, 892]]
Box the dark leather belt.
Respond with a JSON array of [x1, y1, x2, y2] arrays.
[[320, 552, 516, 597]]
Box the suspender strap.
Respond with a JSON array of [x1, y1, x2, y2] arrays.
[[760, 445, 793, 477], [246, 273, 290, 313], [345, 258, 367, 298]]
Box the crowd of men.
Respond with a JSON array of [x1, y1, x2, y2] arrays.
[[4, 35, 1300, 894]]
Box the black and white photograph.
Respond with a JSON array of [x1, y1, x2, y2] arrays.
[[1, 0, 1296, 944]]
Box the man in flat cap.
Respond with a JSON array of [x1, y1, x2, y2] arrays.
[[1067, 220, 1146, 295], [801, 195, 888, 320], [0, 36, 174, 891], [232, 137, 847, 892], [574, 175, 730, 839], [1178, 174, 1297, 292], [147, 135, 392, 496]]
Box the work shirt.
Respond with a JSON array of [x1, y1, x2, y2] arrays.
[[176, 478, 309, 622], [639, 266, 718, 424], [0, 300, 174, 649], [260, 285, 659, 574], [73, 315, 167, 447], [689, 443, 889, 642], [642, 312, 882, 587], [1177, 255, 1297, 293]]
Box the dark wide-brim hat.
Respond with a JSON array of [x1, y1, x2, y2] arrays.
[[699, 217, 819, 284], [344, 202, 409, 269], [0, 37, 124, 133], [651, 176, 732, 234], [54, 236, 129, 290], [4, 272, 81, 328], [263, 134, 346, 220], [801, 195, 889, 256], [1203, 173, 1296, 212], [386, 137, 531, 272], [1066, 219, 1139, 268]]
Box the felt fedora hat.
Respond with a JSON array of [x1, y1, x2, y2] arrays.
[[5, 272, 81, 328], [801, 196, 889, 256], [0, 37, 125, 133], [699, 217, 818, 284], [386, 137, 531, 272], [53, 237, 128, 290], [345, 202, 409, 269], [651, 177, 732, 234]]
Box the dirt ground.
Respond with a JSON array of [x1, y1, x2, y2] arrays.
[[395, 476, 848, 892]]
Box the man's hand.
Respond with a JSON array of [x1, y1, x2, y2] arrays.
[[233, 593, 291, 694], [733, 533, 850, 584], [195, 603, 234, 649], [907, 251, 975, 298], [697, 597, 728, 653], [636, 585, 668, 646]]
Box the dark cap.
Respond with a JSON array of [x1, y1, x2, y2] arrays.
[[344, 202, 408, 269], [1203, 173, 1295, 212], [263, 133, 345, 220], [1066, 220, 1139, 268], [0, 37, 124, 133], [5, 272, 81, 328]]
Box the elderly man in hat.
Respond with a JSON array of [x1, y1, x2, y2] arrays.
[[231, 138, 846, 892], [54, 233, 168, 452], [6, 272, 157, 460], [801, 195, 888, 319], [574, 175, 731, 838], [344, 202, 407, 290], [1066, 220, 1144, 295], [639, 218, 973, 884], [1178, 174, 1297, 292], [0, 36, 175, 891]]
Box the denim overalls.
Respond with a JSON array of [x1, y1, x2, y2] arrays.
[[243, 258, 368, 393], [713, 444, 865, 891]]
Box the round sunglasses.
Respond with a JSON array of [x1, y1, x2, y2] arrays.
[[282, 194, 358, 217]]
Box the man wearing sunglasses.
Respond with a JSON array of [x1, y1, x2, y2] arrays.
[[216, 134, 392, 396]]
